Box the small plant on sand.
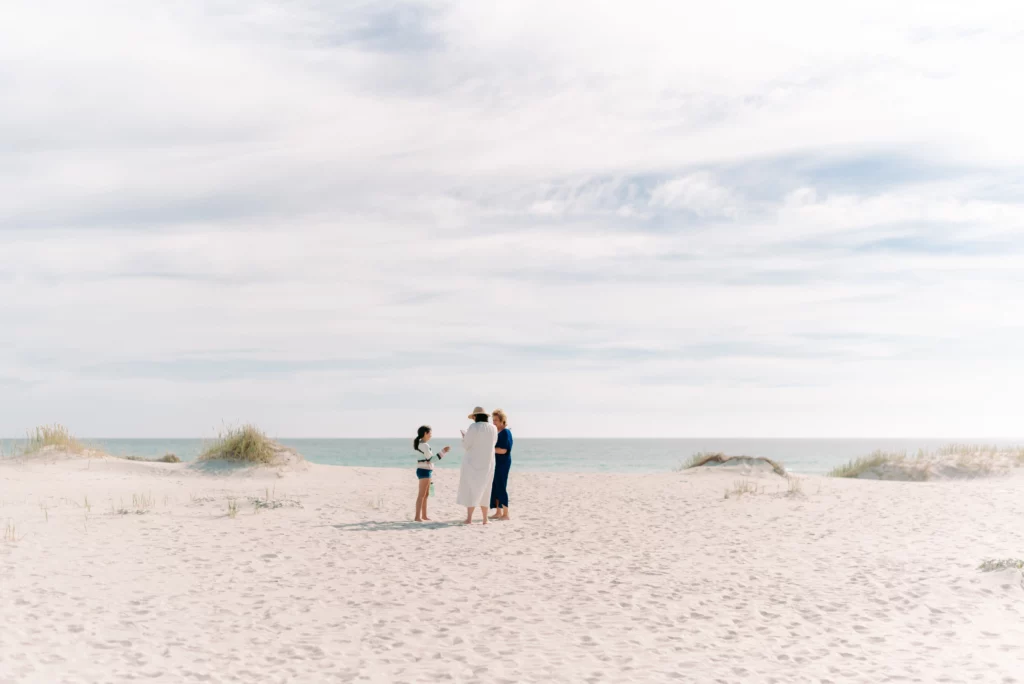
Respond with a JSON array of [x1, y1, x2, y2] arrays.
[[198, 425, 276, 464], [248, 486, 300, 511], [787, 475, 804, 496], [132, 493, 153, 513], [828, 450, 906, 478], [227, 498, 239, 518], [113, 493, 153, 515], [978, 558, 1024, 572], [24, 424, 84, 455], [724, 479, 758, 499], [4, 520, 20, 543]]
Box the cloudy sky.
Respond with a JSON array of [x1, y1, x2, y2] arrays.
[[2, 1, 1023, 438]]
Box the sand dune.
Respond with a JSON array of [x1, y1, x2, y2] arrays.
[[2, 457, 1024, 683]]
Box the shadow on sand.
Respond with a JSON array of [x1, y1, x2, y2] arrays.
[[330, 520, 466, 532]]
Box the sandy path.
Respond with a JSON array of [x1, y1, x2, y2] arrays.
[[2, 458, 1023, 683]]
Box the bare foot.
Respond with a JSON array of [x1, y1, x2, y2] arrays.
[[422, 516, 431, 521], [414, 518, 422, 522], [463, 518, 473, 525]]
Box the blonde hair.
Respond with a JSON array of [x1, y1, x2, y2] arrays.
[[492, 409, 508, 426]]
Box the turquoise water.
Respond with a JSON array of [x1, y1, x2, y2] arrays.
[[3, 438, 1021, 474]]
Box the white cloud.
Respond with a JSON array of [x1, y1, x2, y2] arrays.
[[648, 173, 738, 218], [1, 0, 1023, 437]]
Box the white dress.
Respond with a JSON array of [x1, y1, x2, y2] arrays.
[[456, 421, 498, 507]]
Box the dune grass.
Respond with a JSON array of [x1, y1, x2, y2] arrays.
[[938, 443, 1024, 467], [829, 444, 1024, 478], [827, 450, 905, 478], [123, 453, 180, 463], [679, 452, 787, 477], [24, 424, 85, 455], [112, 493, 153, 515], [678, 452, 724, 470], [723, 479, 760, 499], [197, 425, 276, 464], [978, 558, 1024, 572]]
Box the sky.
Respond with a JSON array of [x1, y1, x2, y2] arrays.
[[1, 0, 1023, 438]]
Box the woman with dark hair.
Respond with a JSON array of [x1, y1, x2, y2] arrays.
[[490, 409, 513, 520], [412, 425, 449, 522], [456, 406, 498, 525]]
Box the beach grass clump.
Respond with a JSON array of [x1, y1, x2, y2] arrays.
[[24, 424, 85, 455], [677, 452, 725, 470], [978, 558, 1024, 572], [123, 453, 180, 463], [198, 425, 276, 464], [830, 444, 1024, 479], [827, 450, 905, 478], [938, 443, 1024, 467], [680, 452, 787, 477]]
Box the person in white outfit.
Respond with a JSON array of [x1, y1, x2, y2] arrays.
[[457, 406, 498, 525]]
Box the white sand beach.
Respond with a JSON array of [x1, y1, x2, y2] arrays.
[[3, 454, 1024, 683]]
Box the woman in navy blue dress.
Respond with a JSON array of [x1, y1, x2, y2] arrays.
[[490, 409, 513, 520]]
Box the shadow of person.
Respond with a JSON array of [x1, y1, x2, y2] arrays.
[[329, 520, 465, 532]]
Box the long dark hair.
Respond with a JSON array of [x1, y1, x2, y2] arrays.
[[414, 425, 431, 452], [473, 413, 489, 423]]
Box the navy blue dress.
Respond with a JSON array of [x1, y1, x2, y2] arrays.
[[491, 428, 513, 509]]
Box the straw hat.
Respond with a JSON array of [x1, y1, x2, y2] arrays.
[[467, 406, 487, 419]]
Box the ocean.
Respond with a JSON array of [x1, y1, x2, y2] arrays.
[[3, 437, 1022, 475]]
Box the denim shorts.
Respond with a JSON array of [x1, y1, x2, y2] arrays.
[[416, 468, 432, 480]]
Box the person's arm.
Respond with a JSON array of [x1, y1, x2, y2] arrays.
[[495, 430, 509, 454]]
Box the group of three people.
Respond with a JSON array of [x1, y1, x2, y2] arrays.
[[412, 406, 513, 525]]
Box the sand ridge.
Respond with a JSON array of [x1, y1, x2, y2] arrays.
[[2, 459, 1024, 683]]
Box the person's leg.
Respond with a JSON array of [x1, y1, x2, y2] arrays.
[[415, 477, 429, 521], [490, 469, 500, 515], [495, 457, 510, 519], [482, 506, 488, 525], [422, 476, 432, 521], [463, 507, 474, 524], [500, 478, 510, 519], [503, 460, 511, 519]]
